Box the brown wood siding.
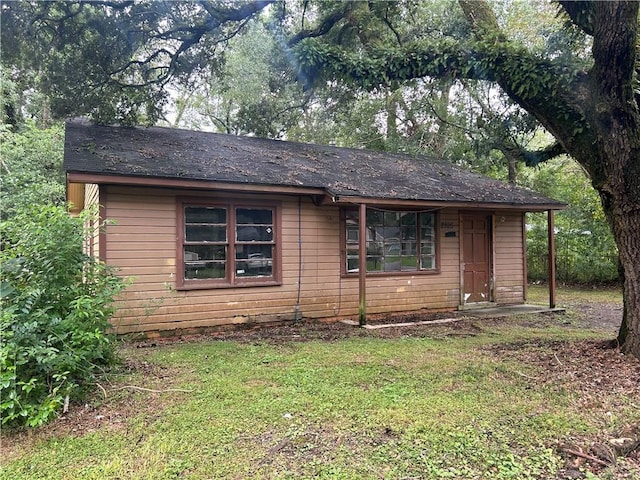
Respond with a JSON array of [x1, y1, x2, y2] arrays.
[[493, 213, 525, 304], [101, 186, 464, 333]]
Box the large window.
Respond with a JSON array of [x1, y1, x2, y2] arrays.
[[344, 208, 437, 274], [178, 200, 279, 288]]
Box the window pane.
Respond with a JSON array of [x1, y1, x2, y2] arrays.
[[346, 226, 359, 244], [370, 226, 383, 244], [401, 225, 416, 241], [346, 247, 359, 259], [236, 244, 273, 277], [402, 241, 417, 255], [420, 212, 435, 227], [237, 225, 273, 242], [384, 255, 402, 272], [185, 262, 226, 279], [383, 226, 400, 241], [401, 256, 418, 271], [347, 257, 359, 273], [367, 241, 384, 272], [367, 255, 383, 272], [383, 211, 399, 225], [185, 245, 225, 261], [421, 240, 435, 255], [421, 227, 434, 240], [367, 210, 383, 225], [184, 246, 226, 280], [367, 241, 383, 256], [236, 208, 272, 224], [236, 208, 273, 242], [421, 255, 436, 270], [186, 225, 226, 242], [346, 209, 359, 221], [346, 246, 360, 272], [185, 207, 226, 224], [400, 212, 416, 226], [385, 242, 401, 256], [185, 206, 226, 243]]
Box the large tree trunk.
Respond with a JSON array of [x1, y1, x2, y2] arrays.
[[587, 1, 640, 356], [459, 0, 640, 357], [592, 86, 640, 355], [607, 207, 640, 354]]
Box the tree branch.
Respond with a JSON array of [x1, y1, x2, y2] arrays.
[[521, 142, 566, 166], [381, 3, 403, 46], [199, 0, 274, 24], [455, 0, 592, 169], [288, 6, 351, 47], [79, 0, 135, 9], [558, 1, 595, 36], [294, 0, 593, 169]]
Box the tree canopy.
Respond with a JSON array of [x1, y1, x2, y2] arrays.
[[2, 0, 638, 357]]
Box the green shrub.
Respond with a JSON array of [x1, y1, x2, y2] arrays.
[[0, 204, 126, 427]]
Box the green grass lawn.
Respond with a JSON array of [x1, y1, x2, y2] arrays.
[[527, 283, 622, 305], [1, 287, 637, 479]]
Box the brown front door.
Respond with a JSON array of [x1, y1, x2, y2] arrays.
[[462, 214, 490, 303]]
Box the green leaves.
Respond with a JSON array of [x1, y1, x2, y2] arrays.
[[0, 121, 65, 219], [524, 157, 618, 284], [0, 204, 126, 427]]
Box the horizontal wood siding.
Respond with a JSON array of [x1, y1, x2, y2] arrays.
[[102, 186, 463, 333], [493, 213, 525, 304]]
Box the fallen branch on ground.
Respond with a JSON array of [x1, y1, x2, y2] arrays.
[[562, 448, 612, 467], [114, 385, 194, 393], [96, 382, 108, 399], [514, 370, 539, 380], [553, 353, 563, 366]]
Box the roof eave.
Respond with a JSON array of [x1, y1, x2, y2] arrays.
[[66, 172, 327, 197], [66, 172, 566, 211], [325, 194, 566, 211]]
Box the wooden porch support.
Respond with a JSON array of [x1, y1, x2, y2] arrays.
[[547, 209, 556, 308], [358, 203, 367, 325]]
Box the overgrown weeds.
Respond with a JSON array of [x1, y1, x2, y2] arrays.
[[0, 205, 126, 427]]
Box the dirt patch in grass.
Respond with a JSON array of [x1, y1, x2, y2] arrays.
[[131, 311, 610, 347]]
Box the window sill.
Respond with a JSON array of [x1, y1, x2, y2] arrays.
[[342, 269, 440, 278], [176, 279, 282, 291]]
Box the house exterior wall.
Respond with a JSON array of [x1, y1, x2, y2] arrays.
[[493, 212, 526, 304], [97, 186, 524, 334]]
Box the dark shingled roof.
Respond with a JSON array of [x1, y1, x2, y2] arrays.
[[64, 118, 564, 209]]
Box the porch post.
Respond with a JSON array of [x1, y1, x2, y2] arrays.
[[358, 203, 367, 325], [547, 209, 556, 308]]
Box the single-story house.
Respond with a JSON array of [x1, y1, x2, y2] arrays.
[[64, 118, 564, 335]]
